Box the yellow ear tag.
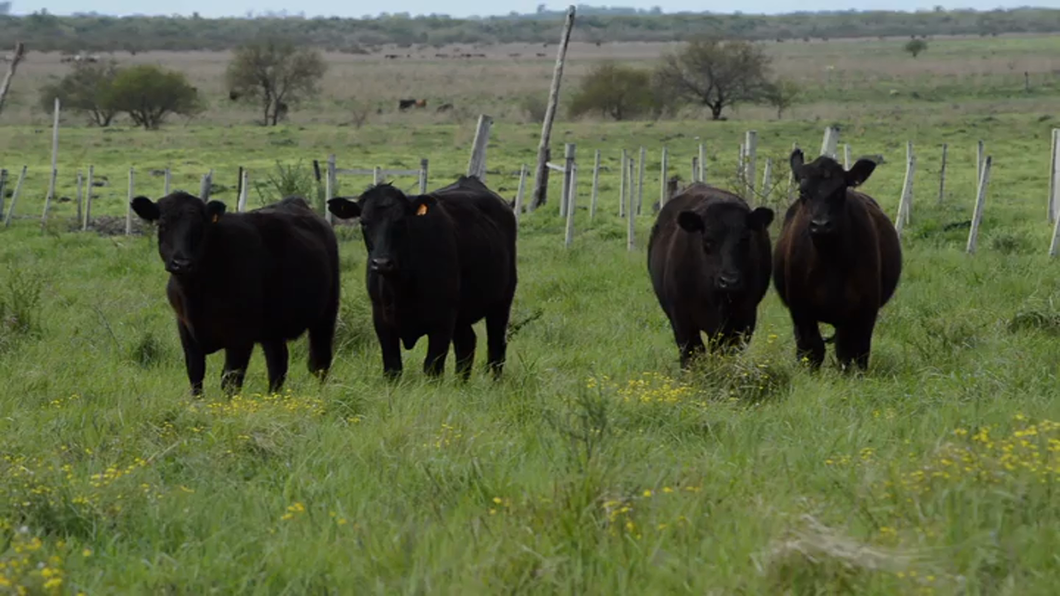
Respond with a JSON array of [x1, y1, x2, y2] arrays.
[[211, 214, 220, 223], [416, 203, 428, 216]]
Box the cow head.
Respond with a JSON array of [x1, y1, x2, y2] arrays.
[[131, 191, 226, 276], [677, 203, 773, 294], [790, 148, 876, 240], [327, 183, 435, 277]]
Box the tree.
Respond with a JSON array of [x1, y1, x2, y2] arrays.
[[765, 78, 801, 119], [226, 38, 327, 126], [905, 38, 928, 58], [569, 61, 654, 121], [107, 65, 202, 130], [38, 60, 120, 127], [654, 37, 773, 121]]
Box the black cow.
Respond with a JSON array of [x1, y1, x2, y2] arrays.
[[773, 149, 902, 371], [327, 176, 517, 380], [130, 192, 341, 396], [648, 183, 774, 367]]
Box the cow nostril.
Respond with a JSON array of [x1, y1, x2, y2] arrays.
[[718, 275, 740, 289], [809, 219, 833, 234], [371, 258, 395, 272]]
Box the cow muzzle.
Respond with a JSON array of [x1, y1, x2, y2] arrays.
[[716, 273, 743, 293], [166, 258, 194, 275], [370, 257, 397, 274], [809, 218, 835, 237]]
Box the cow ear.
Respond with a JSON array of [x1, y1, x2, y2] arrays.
[[789, 149, 805, 180], [677, 211, 703, 233], [410, 195, 436, 217], [206, 200, 227, 223], [327, 197, 362, 219], [846, 159, 877, 188], [130, 196, 160, 221], [746, 207, 774, 231]]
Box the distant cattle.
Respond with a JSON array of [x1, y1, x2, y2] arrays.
[[398, 98, 427, 111], [327, 176, 517, 380], [130, 193, 341, 396], [772, 149, 902, 371], [648, 183, 775, 367]]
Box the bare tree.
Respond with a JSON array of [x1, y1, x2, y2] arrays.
[[226, 37, 327, 126], [655, 38, 773, 121], [766, 78, 802, 119]]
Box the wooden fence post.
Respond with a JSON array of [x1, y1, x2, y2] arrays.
[[659, 146, 669, 209], [843, 144, 852, 169], [419, 158, 429, 194], [966, 156, 992, 254], [559, 143, 575, 219], [325, 154, 336, 225], [75, 170, 83, 225], [820, 125, 839, 159], [199, 170, 212, 201], [564, 160, 577, 249], [895, 145, 916, 236], [530, 5, 576, 211], [938, 143, 948, 204], [84, 165, 94, 230], [126, 167, 135, 236], [619, 149, 627, 218], [237, 168, 249, 212], [590, 149, 600, 221], [467, 114, 493, 182], [698, 143, 706, 183], [627, 158, 635, 252], [637, 146, 646, 215], [744, 130, 757, 200], [0, 169, 6, 220], [3, 166, 26, 228]]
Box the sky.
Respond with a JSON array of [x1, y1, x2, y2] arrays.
[[9, 0, 1060, 19]]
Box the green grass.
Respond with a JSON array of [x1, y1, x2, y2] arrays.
[[4, 93, 1060, 593]]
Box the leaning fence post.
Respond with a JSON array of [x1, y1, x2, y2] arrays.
[[83, 165, 94, 230], [126, 167, 135, 236], [3, 166, 26, 228], [966, 156, 992, 254], [1049, 130, 1059, 222], [514, 164, 527, 228], [903, 141, 914, 227], [590, 149, 600, 221], [895, 146, 916, 237]]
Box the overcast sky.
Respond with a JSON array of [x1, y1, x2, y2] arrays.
[[9, 1, 1060, 19]]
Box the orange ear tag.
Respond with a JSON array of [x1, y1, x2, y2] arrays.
[[212, 214, 220, 223], [416, 203, 428, 216]]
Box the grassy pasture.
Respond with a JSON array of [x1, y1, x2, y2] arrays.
[[2, 34, 1060, 594]]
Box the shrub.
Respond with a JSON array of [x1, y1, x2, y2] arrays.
[[569, 61, 654, 121], [107, 65, 202, 130]]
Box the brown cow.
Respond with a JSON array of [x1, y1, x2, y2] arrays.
[[772, 149, 902, 372], [648, 183, 774, 367]]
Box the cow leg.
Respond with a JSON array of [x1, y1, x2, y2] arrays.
[[261, 339, 290, 394], [835, 313, 877, 373], [485, 305, 512, 379], [671, 320, 705, 370], [220, 344, 254, 397], [374, 317, 403, 380], [791, 313, 826, 369], [452, 324, 477, 382], [307, 309, 337, 382], [177, 320, 206, 397], [423, 328, 453, 378]]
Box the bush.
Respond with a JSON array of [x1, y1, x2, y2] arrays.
[[107, 65, 202, 130], [38, 60, 120, 126], [904, 39, 928, 58], [569, 61, 654, 121], [765, 78, 802, 119]]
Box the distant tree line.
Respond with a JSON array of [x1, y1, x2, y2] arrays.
[[0, 8, 1058, 54]]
